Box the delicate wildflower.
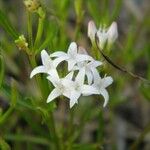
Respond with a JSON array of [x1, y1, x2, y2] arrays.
[[46, 72, 74, 103], [24, 0, 41, 12], [93, 70, 113, 107], [88, 20, 118, 50], [66, 69, 99, 108], [30, 50, 60, 78], [50, 42, 93, 71]]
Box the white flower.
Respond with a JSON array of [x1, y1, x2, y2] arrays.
[[46, 71, 74, 103], [65, 69, 99, 108], [93, 70, 113, 107], [50, 42, 93, 71], [88, 20, 118, 49], [107, 22, 118, 45], [88, 20, 97, 42], [74, 46, 102, 84], [30, 50, 60, 78]]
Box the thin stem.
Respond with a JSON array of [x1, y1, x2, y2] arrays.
[[95, 37, 150, 84], [27, 12, 33, 51], [0, 107, 14, 126], [34, 17, 44, 49], [4, 134, 51, 146]]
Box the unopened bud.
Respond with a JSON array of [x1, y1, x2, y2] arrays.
[[24, 0, 41, 12], [107, 22, 118, 45], [88, 20, 97, 43], [15, 35, 28, 51]]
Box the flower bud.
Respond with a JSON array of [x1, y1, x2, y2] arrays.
[[107, 22, 118, 45], [24, 0, 41, 12], [88, 20, 97, 43], [15, 35, 28, 51], [96, 28, 108, 50]]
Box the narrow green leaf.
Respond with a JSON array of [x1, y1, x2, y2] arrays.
[[0, 55, 4, 88], [0, 10, 19, 40]]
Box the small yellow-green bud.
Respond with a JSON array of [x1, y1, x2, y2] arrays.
[[24, 0, 41, 12], [15, 35, 28, 51]]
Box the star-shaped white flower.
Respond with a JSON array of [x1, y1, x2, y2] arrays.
[[30, 50, 60, 78], [65, 69, 99, 108], [93, 70, 113, 107], [50, 42, 93, 71], [73, 47, 102, 84], [46, 71, 74, 103]]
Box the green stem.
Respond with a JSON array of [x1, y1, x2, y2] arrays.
[[34, 17, 44, 49], [27, 12, 33, 51], [0, 107, 14, 126]]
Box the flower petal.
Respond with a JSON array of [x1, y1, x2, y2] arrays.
[[47, 69, 59, 80], [67, 59, 76, 71], [89, 60, 102, 68], [92, 68, 101, 83], [99, 88, 109, 107], [76, 68, 85, 84], [76, 54, 93, 62], [50, 51, 67, 57], [30, 66, 46, 78], [47, 88, 61, 103], [101, 76, 113, 88], [53, 56, 68, 67], [41, 50, 51, 66], [70, 90, 81, 108], [88, 20, 97, 41], [78, 46, 88, 55], [65, 71, 74, 80], [81, 85, 99, 95], [86, 71, 93, 85], [68, 42, 77, 56]]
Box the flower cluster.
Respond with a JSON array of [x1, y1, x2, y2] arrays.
[[30, 20, 117, 108], [30, 42, 113, 108], [88, 20, 118, 49]]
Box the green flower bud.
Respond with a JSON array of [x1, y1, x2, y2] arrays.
[[15, 35, 28, 51], [24, 0, 41, 12]]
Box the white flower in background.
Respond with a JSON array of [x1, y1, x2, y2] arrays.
[[88, 20, 97, 42], [64, 69, 99, 108], [93, 70, 113, 107], [50, 42, 93, 71], [107, 22, 118, 46], [46, 71, 74, 103], [30, 50, 60, 78], [88, 20, 118, 49]]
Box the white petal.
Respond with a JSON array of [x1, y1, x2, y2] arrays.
[[81, 85, 99, 95], [86, 71, 93, 85], [88, 20, 97, 41], [70, 90, 81, 108], [67, 59, 76, 71], [88, 60, 102, 68], [96, 30, 108, 50], [76, 68, 85, 84], [41, 50, 51, 66], [65, 71, 74, 80], [30, 66, 47, 78], [47, 69, 59, 80], [68, 42, 77, 56], [47, 75, 59, 87], [47, 88, 61, 103], [107, 22, 118, 44], [99, 88, 109, 107], [76, 54, 93, 62], [101, 76, 113, 88], [50, 51, 67, 57], [92, 68, 101, 84], [53, 56, 68, 67]]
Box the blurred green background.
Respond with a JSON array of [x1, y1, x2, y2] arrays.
[[0, 0, 150, 149]]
